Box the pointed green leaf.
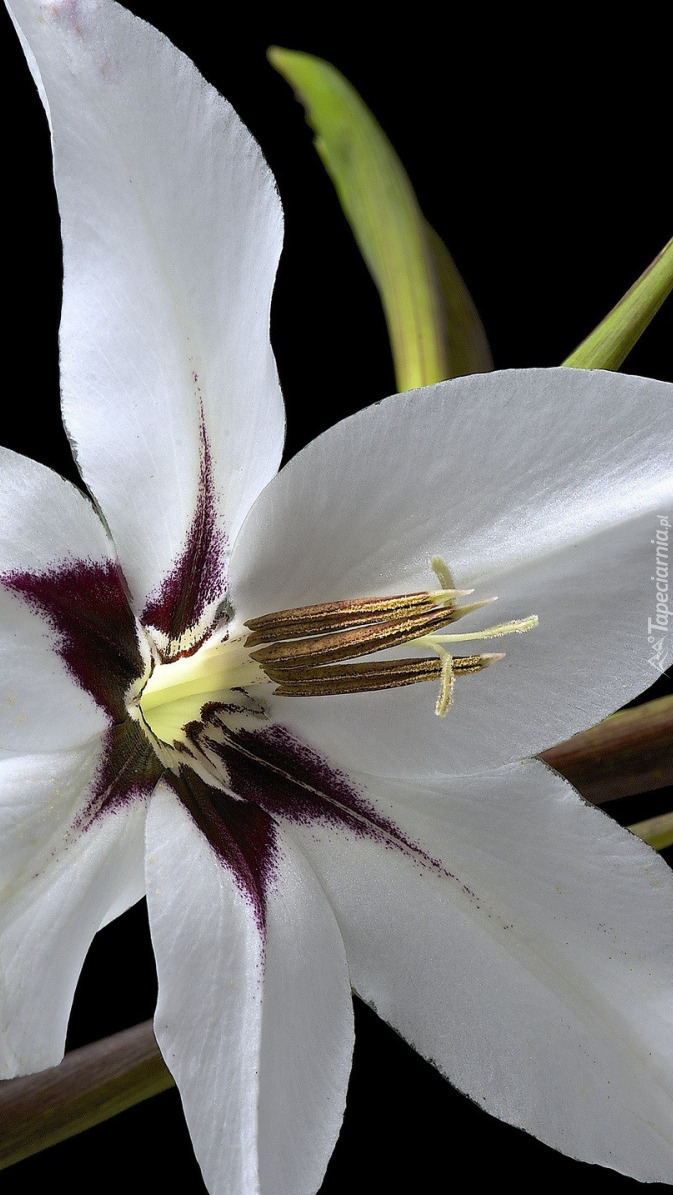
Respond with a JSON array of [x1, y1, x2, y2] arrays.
[[269, 47, 491, 390], [563, 236, 673, 370], [425, 221, 493, 379]]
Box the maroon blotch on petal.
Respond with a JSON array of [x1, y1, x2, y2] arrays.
[[141, 411, 227, 653], [77, 717, 163, 830], [201, 719, 379, 845], [170, 766, 277, 936], [3, 557, 144, 721], [205, 718, 404, 842], [199, 715, 464, 886]]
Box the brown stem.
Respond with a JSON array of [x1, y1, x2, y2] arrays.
[[540, 694, 673, 803], [0, 1020, 173, 1169]]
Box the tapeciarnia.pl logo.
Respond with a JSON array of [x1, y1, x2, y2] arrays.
[[647, 514, 672, 674]]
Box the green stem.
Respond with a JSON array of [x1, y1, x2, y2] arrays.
[[0, 1020, 173, 1169], [268, 48, 492, 389], [563, 236, 673, 370]]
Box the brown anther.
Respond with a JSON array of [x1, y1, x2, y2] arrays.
[[244, 591, 438, 646], [270, 656, 443, 696], [451, 653, 502, 674], [250, 604, 459, 670], [240, 577, 517, 708], [269, 653, 500, 697]]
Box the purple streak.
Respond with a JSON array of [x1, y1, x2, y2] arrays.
[[201, 715, 410, 840], [196, 714, 411, 845], [77, 717, 163, 828], [3, 556, 144, 721], [195, 714, 479, 902], [169, 767, 277, 937], [141, 409, 227, 654]]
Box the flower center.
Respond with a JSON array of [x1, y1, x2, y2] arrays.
[[136, 632, 265, 750], [134, 558, 537, 755]]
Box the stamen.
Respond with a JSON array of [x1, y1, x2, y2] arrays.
[[244, 588, 472, 645], [268, 653, 502, 697], [270, 656, 443, 696], [249, 604, 464, 669], [435, 649, 454, 716], [452, 652, 506, 672], [434, 652, 505, 716], [135, 558, 538, 758], [248, 569, 537, 712], [431, 555, 456, 590], [444, 596, 498, 622]]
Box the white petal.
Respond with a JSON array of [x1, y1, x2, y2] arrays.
[[0, 587, 103, 753], [278, 756, 673, 1181], [230, 367, 673, 777], [0, 446, 143, 752], [8, 0, 284, 633], [0, 446, 115, 576], [0, 736, 150, 1077], [146, 776, 353, 1195]]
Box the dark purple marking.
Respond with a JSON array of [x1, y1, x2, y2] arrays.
[[141, 411, 227, 654], [77, 717, 163, 829], [3, 557, 144, 722], [214, 721, 489, 910], [215, 721, 384, 839], [169, 766, 277, 936], [196, 714, 465, 888], [180, 712, 485, 916]]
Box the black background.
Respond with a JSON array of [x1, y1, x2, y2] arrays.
[[1, 3, 672, 1192]]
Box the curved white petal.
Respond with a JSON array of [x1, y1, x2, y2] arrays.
[[230, 367, 673, 778], [0, 738, 150, 1077], [0, 446, 114, 575], [8, 0, 285, 632], [0, 445, 140, 752], [0, 588, 104, 753], [277, 757, 673, 1181], [146, 777, 353, 1195]]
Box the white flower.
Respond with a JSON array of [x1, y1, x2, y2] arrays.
[[3, 1, 673, 1192]]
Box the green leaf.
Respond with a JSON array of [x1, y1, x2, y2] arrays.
[[269, 47, 491, 391], [425, 221, 493, 380], [563, 236, 673, 370]]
